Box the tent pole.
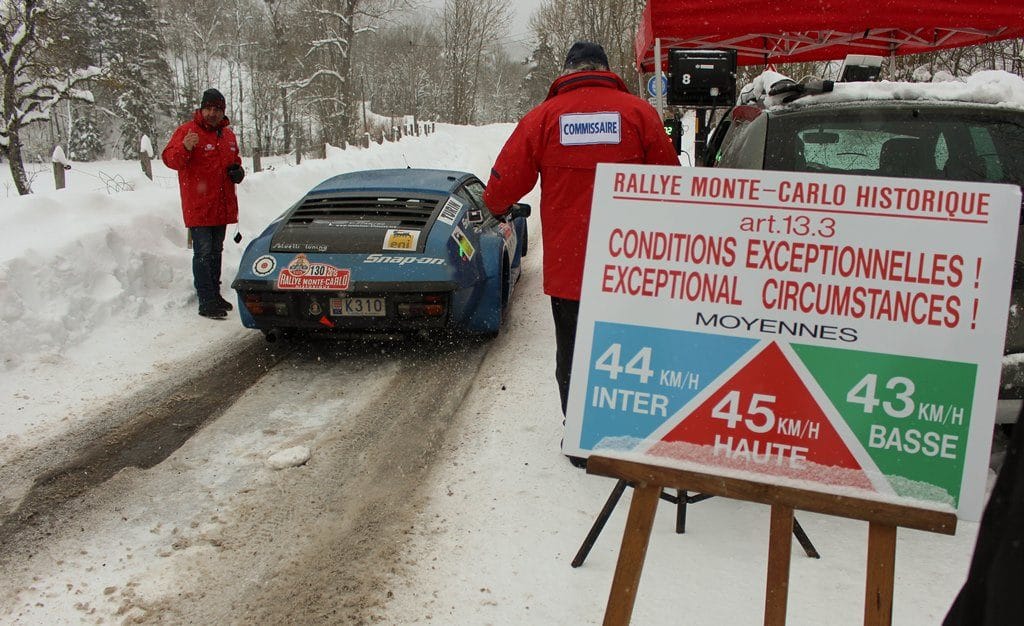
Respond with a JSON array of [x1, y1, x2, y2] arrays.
[[655, 38, 665, 119]]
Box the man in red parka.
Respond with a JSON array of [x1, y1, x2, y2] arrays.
[[483, 41, 680, 466], [162, 88, 245, 318]]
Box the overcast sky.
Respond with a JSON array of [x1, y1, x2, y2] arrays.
[[505, 0, 543, 48]]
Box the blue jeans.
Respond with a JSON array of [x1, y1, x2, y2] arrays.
[[191, 225, 226, 305]]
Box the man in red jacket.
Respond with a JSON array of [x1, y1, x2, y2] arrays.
[[162, 88, 245, 318], [483, 42, 680, 466]]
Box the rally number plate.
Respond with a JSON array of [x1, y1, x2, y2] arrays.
[[329, 297, 386, 317]]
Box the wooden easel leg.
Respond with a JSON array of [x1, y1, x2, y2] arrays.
[[864, 523, 896, 626], [602, 483, 661, 626], [572, 479, 630, 568], [764, 504, 794, 626], [675, 489, 686, 533], [792, 518, 821, 558]]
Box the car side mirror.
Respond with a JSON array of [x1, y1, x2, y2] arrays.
[[509, 202, 531, 219]]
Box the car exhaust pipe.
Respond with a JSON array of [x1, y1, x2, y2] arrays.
[[265, 328, 281, 343]]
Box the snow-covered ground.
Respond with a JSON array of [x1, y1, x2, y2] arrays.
[[0, 122, 988, 623]]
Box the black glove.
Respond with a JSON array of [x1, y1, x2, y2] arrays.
[[227, 163, 245, 184]]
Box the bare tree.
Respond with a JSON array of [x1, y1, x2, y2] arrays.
[[281, 0, 413, 146], [441, 0, 510, 125], [159, 0, 233, 118], [886, 40, 1024, 81], [221, 0, 267, 153], [475, 46, 528, 123], [352, 21, 445, 125], [1, 0, 103, 194], [259, 0, 304, 152], [527, 0, 646, 94], [744, 39, 1024, 84]]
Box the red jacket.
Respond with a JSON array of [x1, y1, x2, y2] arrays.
[[483, 70, 680, 300], [162, 111, 242, 228]]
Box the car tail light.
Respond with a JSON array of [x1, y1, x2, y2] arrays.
[[244, 294, 264, 315], [397, 294, 446, 318], [244, 294, 288, 316]]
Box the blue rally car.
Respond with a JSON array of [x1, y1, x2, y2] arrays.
[[231, 168, 529, 340]]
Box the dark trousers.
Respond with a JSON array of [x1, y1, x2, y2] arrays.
[[944, 421, 1024, 625], [550, 297, 581, 416], [190, 225, 226, 306]]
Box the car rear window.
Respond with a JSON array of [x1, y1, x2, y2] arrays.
[[763, 107, 1024, 190]]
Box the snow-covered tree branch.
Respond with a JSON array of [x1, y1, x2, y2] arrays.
[[1, 0, 106, 195]]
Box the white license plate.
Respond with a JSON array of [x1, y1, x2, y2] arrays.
[[329, 297, 386, 317]]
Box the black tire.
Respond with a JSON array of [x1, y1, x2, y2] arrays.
[[481, 255, 511, 340], [501, 254, 511, 313], [520, 222, 529, 258]]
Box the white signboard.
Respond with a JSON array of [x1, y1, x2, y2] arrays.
[[564, 164, 1021, 520]]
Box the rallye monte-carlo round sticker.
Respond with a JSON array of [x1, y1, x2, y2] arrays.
[[276, 254, 351, 290], [252, 255, 277, 277]]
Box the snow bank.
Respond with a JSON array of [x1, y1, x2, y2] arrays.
[[0, 124, 513, 371]]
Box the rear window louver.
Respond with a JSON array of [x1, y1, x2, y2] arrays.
[[288, 195, 441, 229]]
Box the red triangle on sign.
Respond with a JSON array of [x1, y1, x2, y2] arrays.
[[651, 342, 873, 489]]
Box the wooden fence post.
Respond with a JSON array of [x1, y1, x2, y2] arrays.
[[139, 135, 153, 180], [252, 145, 262, 173], [51, 146, 69, 190]]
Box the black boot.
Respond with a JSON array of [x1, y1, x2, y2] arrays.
[[198, 301, 228, 318]]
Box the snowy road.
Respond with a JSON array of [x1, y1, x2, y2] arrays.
[[0, 123, 993, 623], [0, 335, 492, 623]]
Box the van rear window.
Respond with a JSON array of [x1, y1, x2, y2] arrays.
[[763, 108, 1024, 189]]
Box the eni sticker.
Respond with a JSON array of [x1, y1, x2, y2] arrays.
[[383, 229, 420, 251], [451, 227, 475, 261], [253, 255, 277, 277], [277, 254, 350, 290]]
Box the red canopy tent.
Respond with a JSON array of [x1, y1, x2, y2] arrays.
[[636, 0, 1024, 71]]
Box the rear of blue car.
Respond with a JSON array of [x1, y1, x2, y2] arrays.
[[231, 169, 526, 339]]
